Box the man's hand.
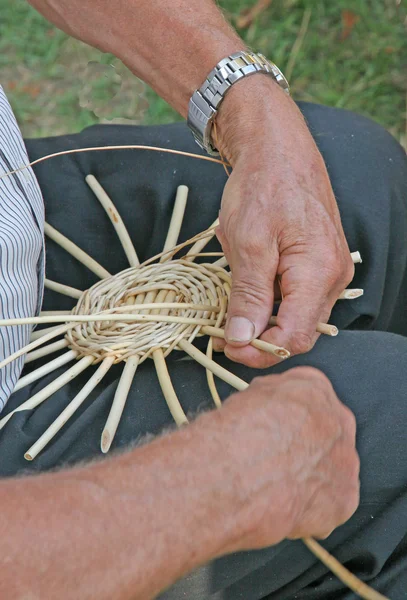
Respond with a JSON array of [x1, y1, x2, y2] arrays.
[[215, 77, 355, 367], [217, 367, 359, 553]]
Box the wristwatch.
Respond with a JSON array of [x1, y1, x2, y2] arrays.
[[187, 50, 290, 156]]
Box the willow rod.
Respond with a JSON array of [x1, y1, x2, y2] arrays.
[[302, 538, 388, 600], [25, 339, 70, 364], [44, 222, 111, 279], [212, 256, 228, 268], [178, 339, 248, 391], [25, 357, 115, 461], [139, 285, 186, 426], [31, 324, 65, 342], [161, 185, 189, 260], [86, 175, 140, 267], [0, 356, 93, 430], [351, 251, 363, 264], [202, 325, 290, 359], [139, 227, 216, 268], [206, 295, 228, 409], [339, 288, 364, 300], [45, 278, 83, 299], [0, 323, 75, 371], [0, 145, 230, 182], [185, 218, 220, 261], [268, 317, 338, 337], [0, 313, 219, 328], [14, 350, 78, 392], [214, 252, 363, 268], [40, 310, 72, 316], [101, 356, 139, 453], [153, 348, 188, 426]]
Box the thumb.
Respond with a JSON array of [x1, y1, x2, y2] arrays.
[[225, 258, 278, 347]]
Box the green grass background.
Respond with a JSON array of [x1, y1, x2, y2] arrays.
[[0, 0, 405, 146]]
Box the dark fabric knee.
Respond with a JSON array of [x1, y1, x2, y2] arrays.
[[160, 330, 407, 600], [298, 103, 407, 334]]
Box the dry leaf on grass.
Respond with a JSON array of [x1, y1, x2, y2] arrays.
[[340, 10, 360, 41], [236, 0, 272, 29]]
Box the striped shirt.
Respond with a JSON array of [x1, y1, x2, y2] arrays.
[[0, 85, 45, 411]]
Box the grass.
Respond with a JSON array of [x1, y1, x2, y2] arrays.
[[0, 0, 405, 146]]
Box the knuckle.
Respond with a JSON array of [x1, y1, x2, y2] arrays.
[[342, 256, 356, 286], [342, 406, 357, 439], [239, 237, 266, 258], [232, 277, 271, 308], [251, 374, 276, 389], [314, 527, 335, 541], [289, 366, 329, 383], [341, 484, 360, 522], [251, 375, 265, 387], [347, 448, 361, 482], [341, 447, 360, 482], [323, 248, 340, 271], [289, 331, 315, 355], [322, 247, 342, 274], [320, 246, 354, 289]]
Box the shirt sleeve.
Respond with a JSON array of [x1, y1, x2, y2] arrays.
[[0, 85, 45, 411]]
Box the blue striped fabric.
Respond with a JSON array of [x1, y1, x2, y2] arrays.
[[0, 85, 45, 411]]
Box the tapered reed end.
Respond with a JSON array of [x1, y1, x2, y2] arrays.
[[101, 430, 111, 454]]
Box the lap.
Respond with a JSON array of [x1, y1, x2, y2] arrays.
[[2, 330, 407, 599]]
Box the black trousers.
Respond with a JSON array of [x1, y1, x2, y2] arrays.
[[1, 103, 407, 599]]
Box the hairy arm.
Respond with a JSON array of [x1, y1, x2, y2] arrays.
[[28, 0, 245, 117], [0, 369, 358, 599], [0, 409, 243, 600]]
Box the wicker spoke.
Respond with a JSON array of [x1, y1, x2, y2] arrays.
[[102, 356, 139, 453], [86, 175, 140, 267], [0, 356, 93, 430], [25, 357, 114, 461], [14, 350, 78, 392], [45, 278, 83, 299], [161, 185, 189, 259], [25, 339, 70, 364]]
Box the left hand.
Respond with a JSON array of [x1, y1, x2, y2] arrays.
[[214, 76, 354, 367]]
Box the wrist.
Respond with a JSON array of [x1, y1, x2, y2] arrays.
[[207, 394, 297, 553], [214, 75, 302, 165]]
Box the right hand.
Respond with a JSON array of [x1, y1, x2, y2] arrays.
[[217, 367, 359, 552], [214, 77, 354, 368]]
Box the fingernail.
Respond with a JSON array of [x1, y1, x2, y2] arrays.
[[226, 316, 255, 343]]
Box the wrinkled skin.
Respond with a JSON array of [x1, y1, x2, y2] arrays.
[[215, 78, 354, 367], [217, 367, 360, 552]]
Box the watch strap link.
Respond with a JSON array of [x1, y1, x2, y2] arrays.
[[188, 51, 290, 155]]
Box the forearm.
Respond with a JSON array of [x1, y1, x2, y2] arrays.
[[27, 0, 297, 161], [28, 0, 243, 116], [0, 410, 243, 600], [0, 371, 359, 598]]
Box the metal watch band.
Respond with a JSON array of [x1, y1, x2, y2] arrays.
[[187, 50, 290, 156]]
